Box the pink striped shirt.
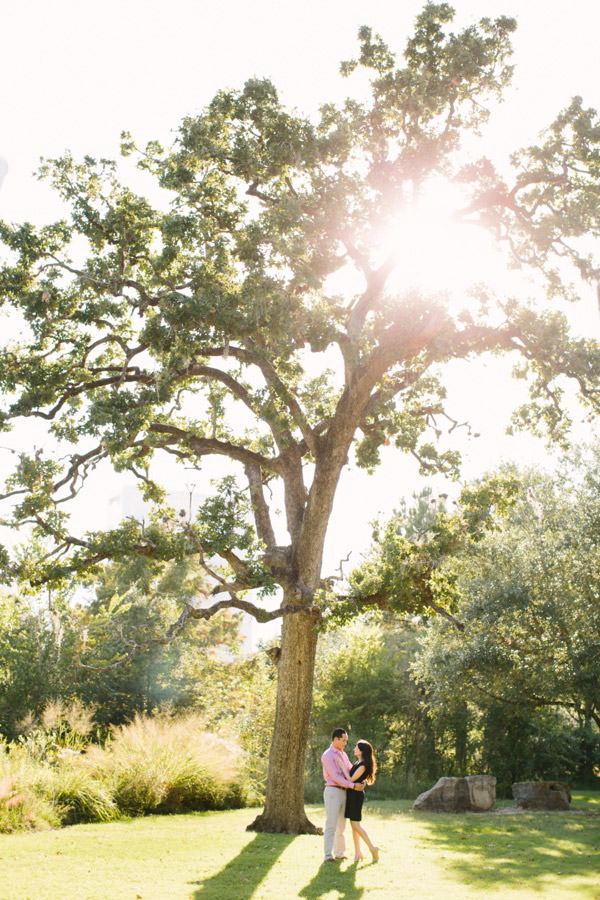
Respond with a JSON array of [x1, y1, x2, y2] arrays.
[[321, 744, 354, 788]]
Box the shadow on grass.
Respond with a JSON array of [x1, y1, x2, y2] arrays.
[[190, 832, 294, 900], [188, 826, 366, 900], [572, 791, 600, 809], [414, 810, 600, 893], [299, 860, 365, 900]]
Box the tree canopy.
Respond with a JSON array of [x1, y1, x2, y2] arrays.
[[413, 456, 600, 788], [415, 458, 600, 731], [1, 4, 600, 831]]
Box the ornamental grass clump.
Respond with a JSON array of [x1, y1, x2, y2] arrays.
[[18, 700, 97, 765], [0, 747, 59, 833], [36, 765, 119, 825], [0, 775, 51, 833], [0, 712, 248, 831], [2, 738, 116, 828], [85, 713, 247, 817]]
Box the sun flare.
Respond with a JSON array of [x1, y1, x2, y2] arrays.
[[376, 179, 518, 308]]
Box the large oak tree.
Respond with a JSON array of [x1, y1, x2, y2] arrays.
[[1, 4, 600, 831]]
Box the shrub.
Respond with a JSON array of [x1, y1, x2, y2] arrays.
[[85, 713, 247, 816], [0, 751, 59, 833], [36, 766, 118, 825], [0, 713, 247, 831]]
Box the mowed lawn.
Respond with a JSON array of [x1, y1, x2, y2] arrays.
[[1, 797, 600, 900]]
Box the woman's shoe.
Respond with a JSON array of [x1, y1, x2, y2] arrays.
[[353, 854, 363, 862], [371, 847, 379, 862]]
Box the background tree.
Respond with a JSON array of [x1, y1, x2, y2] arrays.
[[414, 458, 600, 791], [0, 557, 241, 739], [0, 588, 64, 740], [73, 554, 242, 725], [1, 4, 600, 832], [308, 617, 438, 798]]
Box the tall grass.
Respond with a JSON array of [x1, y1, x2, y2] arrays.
[[0, 712, 248, 832], [37, 766, 119, 825], [86, 713, 247, 816], [0, 751, 59, 832]]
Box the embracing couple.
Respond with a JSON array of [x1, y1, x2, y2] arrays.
[[320, 727, 379, 864]]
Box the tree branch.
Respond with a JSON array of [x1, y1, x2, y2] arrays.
[[183, 364, 258, 414], [345, 589, 464, 631], [245, 461, 277, 547], [346, 255, 397, 339], [250, 350, 318, 456], [246, 181, 277, 204], [78, 597, 320, 670], [148, 423, 283, 474], [53, 445, 107, 501], [25, 372, 155, 420]]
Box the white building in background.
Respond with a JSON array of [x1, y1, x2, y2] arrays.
[[106, 483, 199, 528]]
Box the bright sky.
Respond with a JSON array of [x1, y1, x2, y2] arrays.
[[1, 0, 600, 574]]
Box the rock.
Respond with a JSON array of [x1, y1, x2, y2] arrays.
[[465, 775, 497, 811], [413, 777, 469, 812], [512, 781, 571, 810], [413, 775, 496, 813]]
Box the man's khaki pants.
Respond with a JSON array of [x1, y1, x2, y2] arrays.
[[323, 785, 346, 860]]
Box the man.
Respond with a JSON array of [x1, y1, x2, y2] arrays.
[[321, 727, 364, 862]]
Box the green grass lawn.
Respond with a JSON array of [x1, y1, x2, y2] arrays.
[[1, 796, 599, 900]]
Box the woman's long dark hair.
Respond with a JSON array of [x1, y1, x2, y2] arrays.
[[357, 740, 377, 785]]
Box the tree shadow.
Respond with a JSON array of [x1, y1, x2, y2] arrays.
[[189, 832, 294, 900], [414, 810, 600, 893], [299, 860, 365, 900]]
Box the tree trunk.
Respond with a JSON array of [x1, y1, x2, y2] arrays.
[[247, 601, 319, 833], [248, 413, 358, 833]]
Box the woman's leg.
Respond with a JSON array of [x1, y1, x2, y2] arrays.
[[351, 820, 379, 861], [350, 821, 362, 860]]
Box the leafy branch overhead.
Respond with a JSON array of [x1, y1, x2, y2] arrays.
[[331, 474, 519, 629], [1, 3, 600, 630]]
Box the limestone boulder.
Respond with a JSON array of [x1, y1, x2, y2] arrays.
[[512, 781, 571, 810], [413, 775, 496, 813], [465, 775, 496, 811]]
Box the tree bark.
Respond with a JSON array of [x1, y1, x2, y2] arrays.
[[247, 599, 319, 833]]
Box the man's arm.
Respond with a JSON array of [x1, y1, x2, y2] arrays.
[[348, 764, 366, 783], [322, 750, 364, 790]]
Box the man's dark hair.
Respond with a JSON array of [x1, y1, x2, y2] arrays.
[[331, 728, 347, 741]]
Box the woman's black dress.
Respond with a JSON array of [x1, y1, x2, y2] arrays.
[[345, 761, 371, 821]]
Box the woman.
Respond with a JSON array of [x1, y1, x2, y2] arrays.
[[344, 739, 379, 862]]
